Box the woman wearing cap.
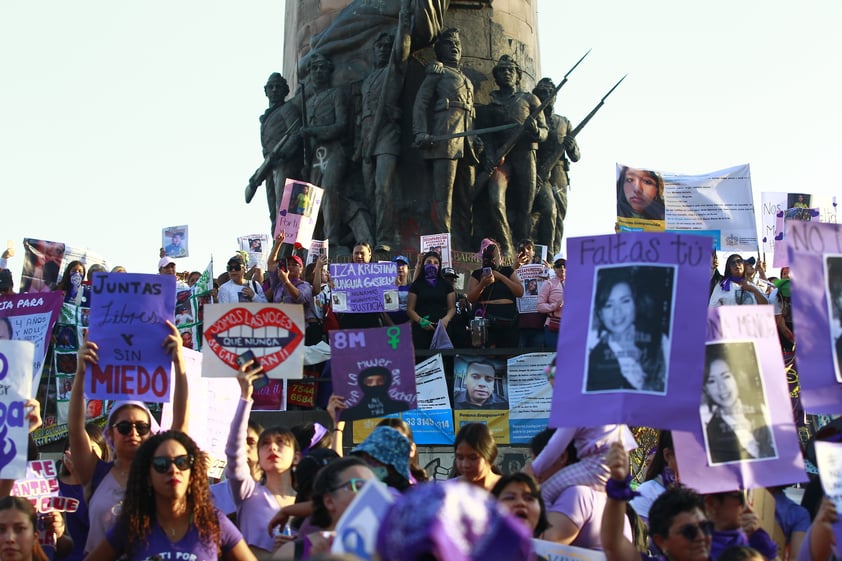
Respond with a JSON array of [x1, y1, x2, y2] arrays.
[[349, 426, 413, 491], [218, 254, 268, 303], [84, 431, 254, 561], [275, 457, 376, 559], [406, 251, 455, 349], [467, 239, 523, 348], [537, 253, 566, 348], [69, 322, 189, 555]]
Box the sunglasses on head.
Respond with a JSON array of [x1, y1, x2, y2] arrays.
[[329, 478, 367, 494], [151, 454, 194, 474], [676, 520, 714, 541], [112, 420, 151, 436]]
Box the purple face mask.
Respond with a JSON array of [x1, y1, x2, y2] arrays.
[[424, 263, 439, 286]]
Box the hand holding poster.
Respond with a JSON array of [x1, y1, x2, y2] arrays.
[[274, 179, 324, 247], [201, 303, 305, 379], [331, 325, 416, 422], [330, 263, 398, 313], [672, 306, 806, 493], [550, 232, 710, 430], [0, 341, 35, 480], [516, 264, 546, 313], [814, 441, 842, 552], [85, 273, 176, 402], [238, 234, 269, 270]]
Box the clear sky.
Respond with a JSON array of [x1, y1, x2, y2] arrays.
[[3, 1, 841, 282]]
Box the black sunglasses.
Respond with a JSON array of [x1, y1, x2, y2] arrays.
[[676, 520, 714, 541], [227, 264, 243, 271], [151, 454, 194, 474], [112, 421, 151, 436]]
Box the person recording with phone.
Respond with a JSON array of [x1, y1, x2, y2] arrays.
[[466, 238, 523, 348]]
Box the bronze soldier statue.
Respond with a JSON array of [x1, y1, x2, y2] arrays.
[[475, 55, 547, 259], [358, 0, 411, 252], [412, 28, 478, 250], [532, 77, 580, 251]]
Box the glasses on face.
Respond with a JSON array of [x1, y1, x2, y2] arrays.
[[329, 478, 368, 494], [730, 259, 743, 266], [676, 520, 714, 541], [227, 264, 243, 272], [554, 262, 565, 268], [112, 421, 151, 436], [151, 454, 194, 474]]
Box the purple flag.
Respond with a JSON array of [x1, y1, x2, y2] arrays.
[[86, 273, 176, 402], [330, 325, 417, 422], [785, 220, 842, 414], [550, 232, 710, 430], [673, 306, 806, 493]]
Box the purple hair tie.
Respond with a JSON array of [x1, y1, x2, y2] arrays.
[[605, 475, 640, 502]]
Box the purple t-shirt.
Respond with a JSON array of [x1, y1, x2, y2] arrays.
[[551, 485, 631, 551], [106, 508, 242, 561]]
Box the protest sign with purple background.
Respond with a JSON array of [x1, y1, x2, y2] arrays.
[[86, 273, 175, 402], [0, 340, 35, 480], [0, 292, 62, 387], [330, 262, 399, 314], [672, 306, 806, 493], [274, 179, 324, 246], [550, 232, 710, 430], [787, 220, 842, 413], [331, 325, 417, 422]]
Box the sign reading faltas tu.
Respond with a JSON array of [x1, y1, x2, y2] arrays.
[[202, 303, 305, 379], [86, 273, 176, 402]]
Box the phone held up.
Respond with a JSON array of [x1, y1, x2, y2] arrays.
[[237, 350, 270, 390]]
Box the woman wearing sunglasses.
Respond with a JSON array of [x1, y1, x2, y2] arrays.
[[709, 255, 767, 307], [601, 442, 713, 561], [85, 431, 255, 561], [275, 457, 375, 559], [69, 321, 189, 555]]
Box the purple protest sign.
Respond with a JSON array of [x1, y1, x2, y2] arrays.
[[330, 325, 416, 422], [0, 292, 62, 387], [330, 262, 399, 313], [672, 306, 806, 493], [549, 232, 710, 430], [86, 273, 176, 402], [787, 220, 842, 413]]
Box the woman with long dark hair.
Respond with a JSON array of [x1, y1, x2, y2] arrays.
[[0, 496, 49, 561], [84, 431, 253, 561], [406, 250, 455, 349], [616, 166, 665, 221], [466, 239, 524, 348], [709, 254, 767, 307], [586, 267, 668, 393]]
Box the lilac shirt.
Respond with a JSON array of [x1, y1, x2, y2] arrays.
[[106, 508, 242, 561], [85, 460, 125, 554], [531, 425, 637, 478], [225, 398, 291, 551], [552, 485, 631, 550]]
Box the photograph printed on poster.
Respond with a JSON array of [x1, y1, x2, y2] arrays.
[[701, 341, 778, 465], [453, 358, 508, 411], [583, 264, 675, 395], [825, 256, 842, 382]]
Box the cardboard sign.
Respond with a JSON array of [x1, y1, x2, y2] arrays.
[[0, 341, 35, 480], [330, 263, 399, 313]]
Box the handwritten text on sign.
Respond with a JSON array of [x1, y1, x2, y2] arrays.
[[86, 273, 175, 402]]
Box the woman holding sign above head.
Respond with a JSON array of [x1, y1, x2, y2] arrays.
[[226, 359, 298, 556], [69, 321, 189, 555], [84, 431, 254, 561], [406, 250, 455, 349]]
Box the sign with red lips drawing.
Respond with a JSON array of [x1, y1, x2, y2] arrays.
[[201, 303, 305, 379]]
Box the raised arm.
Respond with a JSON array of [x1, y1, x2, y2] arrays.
[[225, 362, 263, 503], [601, 442, 641, 561], [68, 339, 100, 486], [165, 320, 189, 432]]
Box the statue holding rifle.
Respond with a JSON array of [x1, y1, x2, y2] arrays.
[[358, 0, 411, 253]]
